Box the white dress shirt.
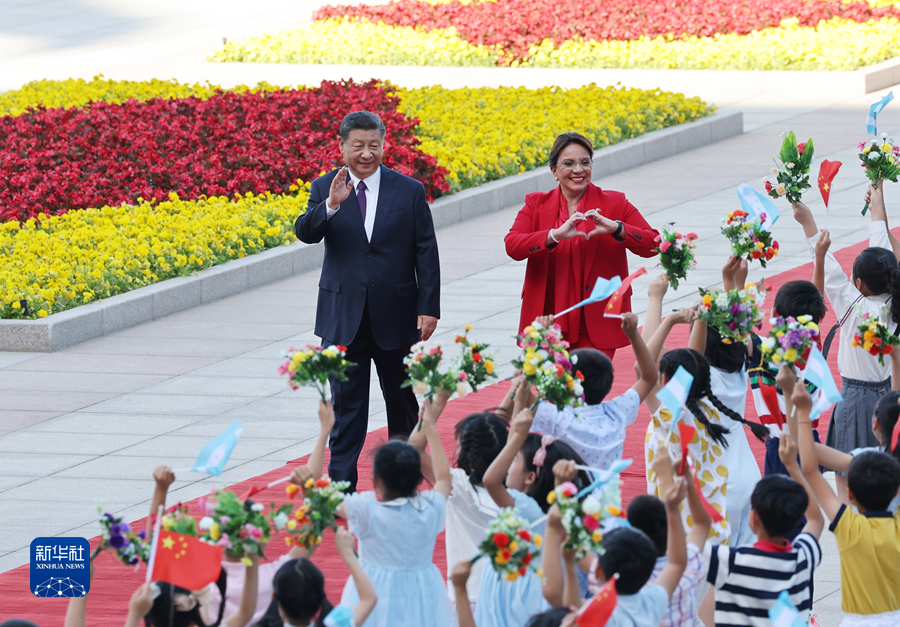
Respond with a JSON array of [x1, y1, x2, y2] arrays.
[[806, 220, 895, 382], [326, 167, 381, 242]]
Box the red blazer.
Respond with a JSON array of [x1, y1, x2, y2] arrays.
[[505, 184, 659, 350]]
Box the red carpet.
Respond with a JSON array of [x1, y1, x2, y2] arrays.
[[0, 231, 878, 625]]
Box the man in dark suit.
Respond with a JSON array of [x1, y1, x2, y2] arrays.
[[295, 111, 441, 490]]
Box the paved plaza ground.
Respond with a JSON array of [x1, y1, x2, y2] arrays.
[[6, 1, 900, 624]]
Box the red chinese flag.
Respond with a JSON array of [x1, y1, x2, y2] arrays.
[[576, 574, 618, 627], [689, 462, 725, 523], [817, 160, 842, 208], [151, 530, 224, 590], [677, 422, 696, 476], [604, 268, 648, 315], [891, 415, 900, 453]]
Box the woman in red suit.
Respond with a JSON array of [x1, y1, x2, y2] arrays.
[[505, 132, 659, 358]]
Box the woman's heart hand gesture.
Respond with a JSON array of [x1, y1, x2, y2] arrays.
[[584, 209, 619, 239], [551, 211, 588, 243]]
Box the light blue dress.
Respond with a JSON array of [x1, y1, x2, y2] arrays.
[[340, 491, 449, 627], [474, 489, 550, 627]]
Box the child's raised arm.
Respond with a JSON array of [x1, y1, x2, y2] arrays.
[[644, 308, 698, 414], [290, 399, 341, 531], [813, 230, 830, 296], [642, 274, 670, 344], [450, 561, 477, 627], [791, 201, 819, 239], [778, 428, 824, 540], [622, 312, 658, 402], [408, 403, 435, 483], [865, 182, 900, 260], [224, 553, 259, 627], [654, 478, 689, 599], [421, 390, 452, 499], [148, 466, 175, 537], [542, 503, 567, 607], [793, 384, 842, 527], [124, 583, 154, 627], [721, 255, 745, 292], [683, 462, 713, 548], [335, 527, 378, 627], [483, 407, 534, 508]]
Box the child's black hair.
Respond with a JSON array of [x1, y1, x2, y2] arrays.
[[520, 434, 590, 513], [704, 326, 748, 374], [372, 440, 422, 499], [146, 571, 226, 627], [270, 558, 335, 627], [874, 391, 900, 463], [598, 527, 658, 594], [626, 495, 667, 558], [659, 349, 768, 445], [525, 608, 572, 627], [848, 450, 900, 512], [455, 411, 508, 487], [853, 247, 900, 325], [773, 280, 827, 324], [571, 348, 614, 405], [750, 475, 808, 538]]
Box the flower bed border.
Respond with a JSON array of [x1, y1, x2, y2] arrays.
[[0, 110, 741, 352]]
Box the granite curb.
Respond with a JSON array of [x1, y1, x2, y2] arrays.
[[0, 110, 742, 352]]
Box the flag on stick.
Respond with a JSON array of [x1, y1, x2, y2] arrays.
[[603, 267, 648, 318], [150, 530, 224, 590], [867, 91, 894, 136], [817, 160, 842, 211], [678, 422, 696, 476], [768, 590, 807, 627], [689, 461, 725, 523], [555, 275, 622, 318], [656, 365, 694, 425], [176, 420, 244, 476], [576, 574, 618, 627], [800, 346, 843, 421], [737, 184, 779, 230]]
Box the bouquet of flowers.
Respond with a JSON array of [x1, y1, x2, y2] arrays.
[[859, 135, 900, 214], [198, 490, 271, 560], [160, 503, 199, 536], [760, 316, 821, 367], [280, 344, 355, 401], [698, 281, 769, 343], [547, 480, 627, 561], [402, 341, 467, 399], [283, 476, 350, 549], [764, 131, 814, 203], [476, 508, 542, 582], [852, 309, 899, 365], [95, 507, 148, 566], [513, 320, 584, 411], [721, 209, 779, 268], [455, 324, 497, 393], [653, 225, 698, 290]]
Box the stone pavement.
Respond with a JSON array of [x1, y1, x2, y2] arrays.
[[6, 2, 900, 625]]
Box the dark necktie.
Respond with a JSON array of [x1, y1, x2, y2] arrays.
[[357, 180, 367, 222]]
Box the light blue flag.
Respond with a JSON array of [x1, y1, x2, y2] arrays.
[[576, 458, 634, 498], [768, 590, 807, 627], [800, 346, 843, 421], [867, 91, 894, 136], [189, 420, 244, 476], [737, 183, 780, 230], [554, 275, 622, 318], [656, 365, 694, 427]]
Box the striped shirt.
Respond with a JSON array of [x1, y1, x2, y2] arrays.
[[705, 533, 822, 626]]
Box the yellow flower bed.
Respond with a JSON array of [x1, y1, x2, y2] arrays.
[[208, 20, 500, 66], [396, 85, 712, 190], [209, 16, 900, 70], [0, 187, 307, 320]]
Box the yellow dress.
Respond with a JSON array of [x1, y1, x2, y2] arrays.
[[645, 401, 731, 544]]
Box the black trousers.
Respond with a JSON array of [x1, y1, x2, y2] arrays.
[[326, 302, 419, 490]]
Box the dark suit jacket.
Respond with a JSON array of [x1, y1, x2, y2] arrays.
[[295, 165, 441, 351]]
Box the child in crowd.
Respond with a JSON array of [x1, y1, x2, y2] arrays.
[[630, 446, 711, 627], [408, 403, 508, 620], [792, 381, 900, 623], [793, 186, 900, 499], [322, 390, 452, 627], [265, 527, 376, 627], [145, 400, 335, 626], [705, 434, 823, 626], [515, 312, 658, 471], [478, 407, 589, 627]]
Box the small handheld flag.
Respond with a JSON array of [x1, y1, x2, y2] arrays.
[[867, 91, 894, 136], [677, 422, 696, 475], [656, 365, 694, 425], [555, 275, 621, 318], [768, 590, 806, 627], [737, 184, 779, 230], [576, 574, 618, 627], [800, 346, 843, 421], [603, 267, 648, 318], [151, 530, 224, 590], [176, 420, 244, 476], [817, 160, 842, 211], [688, 460, 725, 523], [576, 458, 633, 499]]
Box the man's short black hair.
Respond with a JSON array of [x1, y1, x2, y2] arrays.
[[339, 111, 386, 141], [848, 450, 900, 512], [571, 348, 614, 405], [626, 495, 667, 557], [774, 280, 827, 324], [750, 475, 808, 538], [598, 527, 657, 594]]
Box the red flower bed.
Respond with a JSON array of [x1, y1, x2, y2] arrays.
[[315, 0, 900, 60], [0, 80, 449, 222]]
